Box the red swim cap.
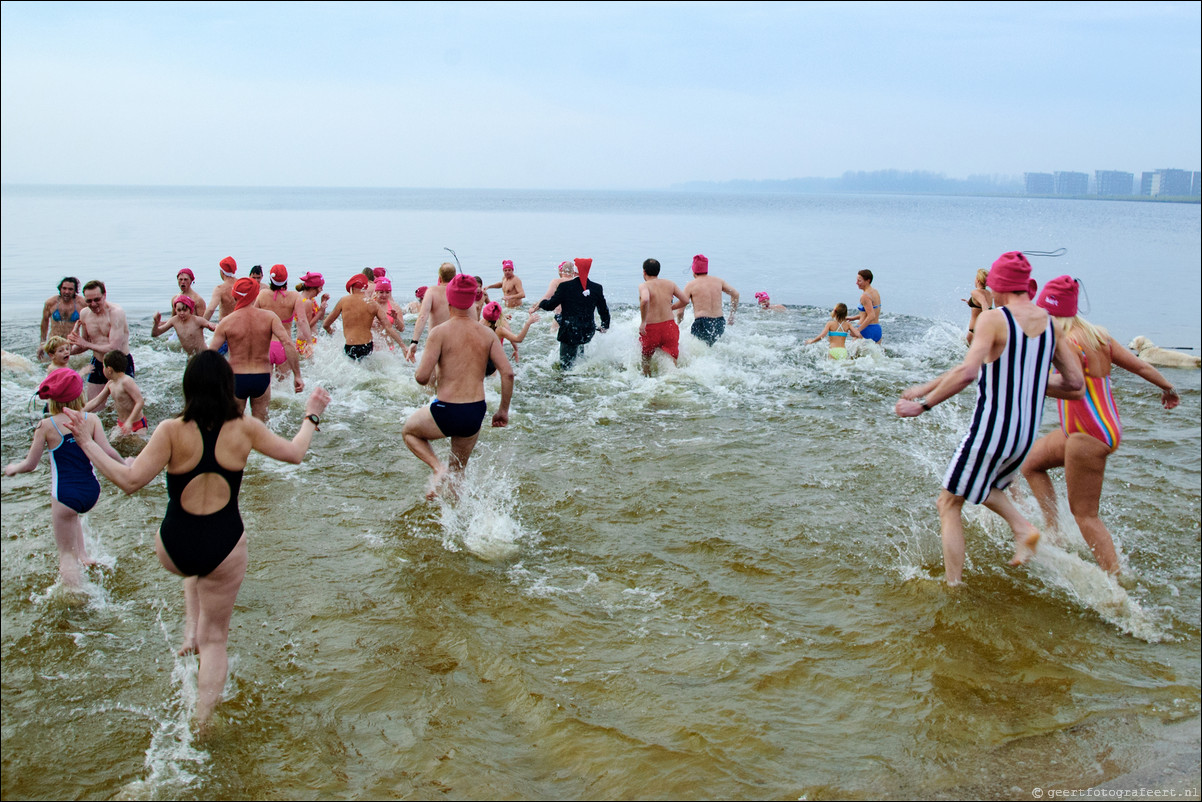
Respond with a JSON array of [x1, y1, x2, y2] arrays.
[[445, 274, 479, 310], [346, 274, 370, 293]]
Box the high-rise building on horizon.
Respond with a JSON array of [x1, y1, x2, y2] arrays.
[[1054, 171, 1089, 195], [1095, 170, 1134, 196], [1150, 169, 1193, 197], [1024, 172, 1054, 194]]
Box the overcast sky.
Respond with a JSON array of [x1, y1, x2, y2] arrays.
[[2, 1, 1198, 189]]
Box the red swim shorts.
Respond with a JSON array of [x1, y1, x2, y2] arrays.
[[640, 319, 680, 359]]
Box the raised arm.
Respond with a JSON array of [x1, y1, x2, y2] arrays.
[[151, 311, 175, 338], [63, 410, 173, 493], [1110, 338, 1179, 409], [247, 387, 331, 463]]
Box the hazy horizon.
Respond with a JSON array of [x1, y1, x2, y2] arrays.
[[3, 2, 1199, 190]]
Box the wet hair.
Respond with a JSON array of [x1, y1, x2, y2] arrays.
[[102, 351, 128, 373], [642, 258, 661, 277], [833, 303, 848, 322], [82, 279, 106, 296], [857, 269, 873, 283], [250, 265, 264, 276], [975, 268, 989, 287], [180, 351, 241, 431], [1056, 315, 1109, 352], [438, 263, 457, 283], [58, 277, 80, 293], [48, 394, 85, 415], [362, 267, 376, 281], [44, 335, 70, 354]]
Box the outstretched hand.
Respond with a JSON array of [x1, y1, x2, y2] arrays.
[[1162, 387, 1180, 410], [305, 386, 331, 418], [894, 399, 924, 418]]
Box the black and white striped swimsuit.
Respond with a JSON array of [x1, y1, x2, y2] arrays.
[[943, 307, 1054, 505]]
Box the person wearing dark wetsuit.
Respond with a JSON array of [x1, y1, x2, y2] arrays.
[[536, 257, 610, 370], [63, 351, 330, 730]]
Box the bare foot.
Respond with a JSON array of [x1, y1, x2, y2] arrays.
[[80, 556, 99, 568], [1009, 530, 1041, 566], [425, 468, 448, 501], [177, 638, 198, 657]]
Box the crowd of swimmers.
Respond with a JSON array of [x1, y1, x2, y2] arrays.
[[3, 250, 1185, 731]]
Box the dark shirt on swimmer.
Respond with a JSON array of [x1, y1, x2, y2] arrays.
[[538, 280, 610, 344]]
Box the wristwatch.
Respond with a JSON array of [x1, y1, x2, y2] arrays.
[[305, 414, 321, 431]]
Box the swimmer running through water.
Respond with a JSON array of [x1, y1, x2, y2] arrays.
[[61, 351, 330, 732], [805, 303, 862, 358], [403, 275, 513, 500]]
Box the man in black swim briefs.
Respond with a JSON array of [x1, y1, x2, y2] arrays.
[[402, 274, 514, 500], [69, 280, 134, 401], [209, 277, 303, 422], [324, 273, 407, 361]]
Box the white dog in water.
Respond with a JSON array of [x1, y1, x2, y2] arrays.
[[1128, 336, 1201, 369]]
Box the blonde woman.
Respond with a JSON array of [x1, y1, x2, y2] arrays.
[[1021, 276, 1179, 574], [962, 268, 994, 344]]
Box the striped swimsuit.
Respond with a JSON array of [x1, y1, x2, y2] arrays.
[[1057, 344, 1121, 450], [943, 307, 1055, 505]]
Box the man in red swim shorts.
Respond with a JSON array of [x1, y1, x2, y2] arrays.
[[638, 258, 687, 376]]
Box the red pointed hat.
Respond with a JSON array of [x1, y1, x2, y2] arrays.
[[233, 277, 260, 309], [574, 257, 592, 290], [219, 256, 237, 276]]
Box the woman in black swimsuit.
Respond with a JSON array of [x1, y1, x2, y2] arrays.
[[962, 268, 994, 344], [64, 351, 330, 731]]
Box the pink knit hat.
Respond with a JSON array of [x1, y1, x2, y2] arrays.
[[372, 267, 387, 278], [173, 294, 196, 313], [374, 277, 392, 292], [691, 254, 709, 274], [1035, 275, 1078, 317], [38, 367, 83, 403], [446, 274, 479, 310], [482, 301, 502, 322], [988, 251, 1037, 299], [502, 260, 514, 272], [177, 268, 195, 280]]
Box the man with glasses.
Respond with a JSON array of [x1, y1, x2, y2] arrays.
[[68, 280, 133, 401]]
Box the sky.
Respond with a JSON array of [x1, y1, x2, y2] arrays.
[[1, 1, 1199, 190]]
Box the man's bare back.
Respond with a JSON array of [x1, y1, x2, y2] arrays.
[[682, 274, 738, 319]]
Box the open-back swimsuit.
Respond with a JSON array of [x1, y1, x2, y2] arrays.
[[1057, 342, 1122, 450], [49, 415, 101, 513], [160, 424, 244, 576]]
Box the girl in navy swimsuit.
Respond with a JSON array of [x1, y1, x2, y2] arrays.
[[64, 351, 330, 730], [5, 368, 125, 589]]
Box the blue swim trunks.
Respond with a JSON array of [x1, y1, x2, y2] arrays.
[[860, 324, 882, 342]]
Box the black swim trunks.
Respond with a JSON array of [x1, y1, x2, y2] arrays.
[[233, 372, 271, 400], [691, 317, 725, 346], [429, 399, 487, 438], [345, 342, 374, 361]]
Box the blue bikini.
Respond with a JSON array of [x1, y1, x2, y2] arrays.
[[858, 304, 882, 342], [51, 307, 80, 323]]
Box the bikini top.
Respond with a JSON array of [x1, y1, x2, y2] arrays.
[[51, 307, 80, 323], [166, 423, 244, 507], [857, 304, 880, 312], [830, 329, 849, 338]]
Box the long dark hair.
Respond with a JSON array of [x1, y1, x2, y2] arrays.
[[181, 351, 241, 431]]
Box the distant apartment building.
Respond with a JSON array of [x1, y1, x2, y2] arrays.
[[1024, 172, 1055, 194], [1150, 169, 1193, 197], [1194, 172, 1201, 197], [1095, 170, 1134, 196], [1054, 171, 1089, 195], [1141, 172, 1155, 195]]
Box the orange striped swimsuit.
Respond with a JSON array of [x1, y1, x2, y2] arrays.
[[1057, 344, 1121, 450]]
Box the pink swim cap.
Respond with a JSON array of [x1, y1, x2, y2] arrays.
[[173, 294, 195, 312], [482, 301, 502, 322], [373, 267, 386, 278], [299, 271, 324, 289], [38, 367, 83, 404], [445, 274, 479, 310], [988, 251, 1037, 299], [177, 268, 195, 280], [415, 285, 428, 300], [1036, 275, 1078, 318], [374, 277, 392, 292]]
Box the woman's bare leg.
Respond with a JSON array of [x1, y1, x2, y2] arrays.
[[193, 533, 248, 730], [1021, 430, 1067, 533], [1063, 434, 1119, 573]]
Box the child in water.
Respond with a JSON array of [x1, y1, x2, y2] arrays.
[[4, 368, 127, 589], [481, 301, 539, 363], [83, 351, 148, 439], [805, 303, 862, 359]]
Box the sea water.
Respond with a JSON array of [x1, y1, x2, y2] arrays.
[[1, 186, 1199, 799]]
